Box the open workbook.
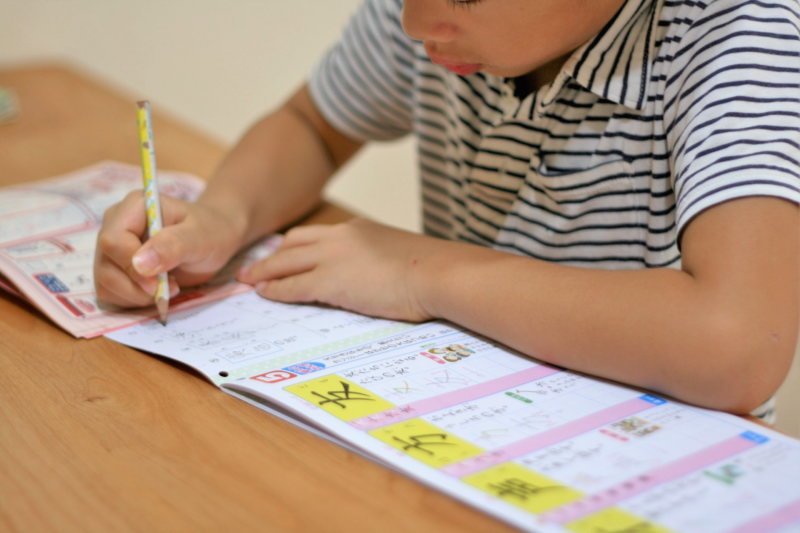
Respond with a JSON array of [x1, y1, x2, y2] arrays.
[[0, 161, 278, 338], [2, 162, 799, 532]]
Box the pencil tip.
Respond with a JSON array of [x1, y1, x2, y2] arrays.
[[156, 298, 169, 326]]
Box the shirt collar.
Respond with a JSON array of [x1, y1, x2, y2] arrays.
[[541, 0, 660, 111]]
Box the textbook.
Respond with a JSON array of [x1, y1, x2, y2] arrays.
[[3, 162, 800, 532]]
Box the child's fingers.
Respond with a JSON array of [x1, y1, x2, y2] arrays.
[[96, 225, 146, 274], [254, 271, 321, 305], [130, 211, 234, 289], [96, 191, 192, 305], [94, 257, 156, 308], [96, 192, 148, 270], [96, 262, 179, 309], [280, 224, 329, 249], [131, 218, 207, 277], [238, 245, 319, 285], [95, 193, 156, 306]]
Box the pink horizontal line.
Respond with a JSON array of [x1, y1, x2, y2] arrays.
[[0, 221, 94, 248], [728, 499, 800, 533], [91, 284, 255, 337], [442, 396, 655, 478], [349, 364, 560, 431], [542, 433, 760, 524]]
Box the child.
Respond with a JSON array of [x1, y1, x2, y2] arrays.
[[95, 0, 799, 420]]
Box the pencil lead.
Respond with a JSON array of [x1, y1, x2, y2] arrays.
[[156, 298, 169, 326]]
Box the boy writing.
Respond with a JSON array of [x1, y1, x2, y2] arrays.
[[95, 0, 799, 419]]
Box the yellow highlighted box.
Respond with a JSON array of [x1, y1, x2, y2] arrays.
[[370, 418, 483, 467], [567, 507, 673, 533], [286, 375, 394, 421], [464, 462, 582, 514]]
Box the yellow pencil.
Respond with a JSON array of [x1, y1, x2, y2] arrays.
[[135, 100, 169, 326]]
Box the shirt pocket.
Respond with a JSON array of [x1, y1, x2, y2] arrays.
[[495, 159, 649, 266], [535, 159, 636, 206]]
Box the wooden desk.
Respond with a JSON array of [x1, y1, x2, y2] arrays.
[[0, 64, 513, 533]]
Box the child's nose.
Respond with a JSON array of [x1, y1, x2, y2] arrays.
[[401, 0, 459, 43]]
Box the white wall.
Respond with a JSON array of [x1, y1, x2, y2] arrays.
[[1, 0, 420, 231]]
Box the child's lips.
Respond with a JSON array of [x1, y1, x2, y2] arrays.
[[441, 62, 482, 75], [428, 52, 482, 75]]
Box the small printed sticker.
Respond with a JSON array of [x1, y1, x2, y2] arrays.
[[251, 370, 298, 384], [283, 362, 325, 375], [35, 273, 69, 293]]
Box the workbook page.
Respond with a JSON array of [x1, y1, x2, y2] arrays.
[[224, 321, 800, 533], [0, 161, 266, 337], [106, 290, 414, 385]]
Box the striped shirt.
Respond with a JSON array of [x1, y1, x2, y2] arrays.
[[310, 0, 799, 422], [310, 0, 800, 272]]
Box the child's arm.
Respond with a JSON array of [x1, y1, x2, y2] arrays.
[[197, 85, 363, 247], [242, 195, 798, 414], [416, 196, 798, 414], [94, 84, 362, 308]]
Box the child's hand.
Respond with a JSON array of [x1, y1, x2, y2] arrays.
[[94, 191, 245, 308], [237, 218, 439, 322]]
